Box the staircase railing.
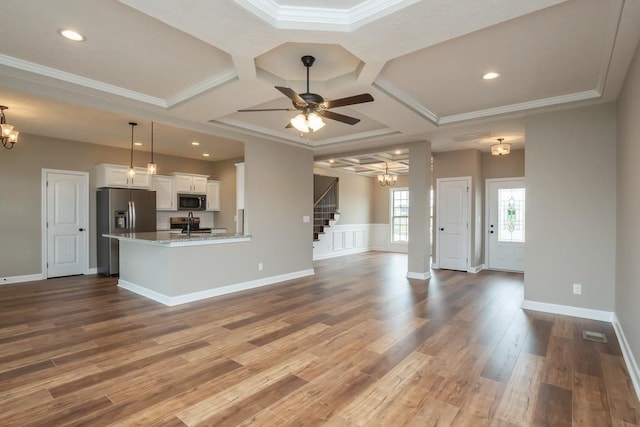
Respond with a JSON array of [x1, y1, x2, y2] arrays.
[[313, 177, 339, 240]]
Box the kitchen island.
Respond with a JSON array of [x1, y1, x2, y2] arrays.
[[104, 232, 254, 305]]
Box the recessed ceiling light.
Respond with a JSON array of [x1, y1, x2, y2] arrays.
[[191, 141, 200, 146], [134, 142, 142, 146], [58, 29, 86, 42], [202, 153, 210, 157], [482, 71, 501, 80], [394, 150, 402, 155], [329, 159, 335, 163]]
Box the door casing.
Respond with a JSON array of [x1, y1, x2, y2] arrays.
[[41, 169, 90, 278], [434, 176, 471, 271]]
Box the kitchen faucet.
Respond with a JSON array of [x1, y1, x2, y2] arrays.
[[186, 211, 193, 236]]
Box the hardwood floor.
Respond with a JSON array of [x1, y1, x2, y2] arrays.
[[1, 252, 639, 426]]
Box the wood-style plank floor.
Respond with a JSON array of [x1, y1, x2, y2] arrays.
[[1, 252, 639, 426]]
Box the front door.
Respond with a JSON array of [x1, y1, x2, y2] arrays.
[[486, 178, 525, 272], [45, 170, 88, 278], [436, 177, 470, 271]]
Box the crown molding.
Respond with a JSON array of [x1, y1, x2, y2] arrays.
[[166, 69, 238, 108], [438, 90, 601, 124], [0, 54, 166, 107], [233, 0, 419, 31]]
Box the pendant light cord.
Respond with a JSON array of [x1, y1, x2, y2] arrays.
[[150, 122, 154, 163]]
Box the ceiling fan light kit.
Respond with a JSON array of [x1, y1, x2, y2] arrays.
[[491, 137, 511, 156], [238, 55, 374, 135]]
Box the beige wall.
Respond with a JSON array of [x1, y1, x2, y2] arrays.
[[244, 138, 313, 278], [0, 133, 242, 277], [313, 166, 373, 225], [525, 103, 616, 310], [483, 149, 525, 179], [209, 157, 243, 231], [616, 41, 640, 368]]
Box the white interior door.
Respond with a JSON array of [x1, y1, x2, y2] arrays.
[[436, 177, 470, 271], [45, 171, 88, 278], [486, 178, 525, 272]]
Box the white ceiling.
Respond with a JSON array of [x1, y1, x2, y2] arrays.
[[0, 0, 638, 161]]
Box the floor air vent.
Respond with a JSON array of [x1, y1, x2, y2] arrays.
[[582, 330, 607, 343]]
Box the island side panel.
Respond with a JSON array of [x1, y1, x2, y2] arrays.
[[118, 240, 173, 297], [117, 238, 260, 302]]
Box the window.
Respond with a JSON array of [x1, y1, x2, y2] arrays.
[[391, 188, 409, 242], [498, 187, 525, 242]]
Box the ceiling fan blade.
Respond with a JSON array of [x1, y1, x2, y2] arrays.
[[321, 110, 361, 125], [275, 86, 307, 106], [322, 93, 374, 109], [237, 108, 295, 112]]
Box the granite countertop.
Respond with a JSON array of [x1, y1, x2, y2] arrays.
[[103, 231, 250, 247]]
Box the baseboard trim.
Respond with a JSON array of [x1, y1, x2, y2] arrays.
[[313, 248, 370, 261], [431, 263, 439, 269], [118, 269, 316, 306], [521, 299, 614, 322], [0, 273, 44, 285], [407, 271, 431, 280], [612, 314, 640, 402], [468, 264, 485, 274], [87, 268, 97, 274]]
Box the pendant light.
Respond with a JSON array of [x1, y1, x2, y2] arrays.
[[147, 121, 157, 175], [128, 122, 137, 178]]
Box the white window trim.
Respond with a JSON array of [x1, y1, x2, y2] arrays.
[[389, 187, 409, 244]]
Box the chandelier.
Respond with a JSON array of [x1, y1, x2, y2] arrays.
[[0, 106, 20, 149], [377, 163, 398, 186], [290, 111, 325, 133], [491, 137, 511, 156]]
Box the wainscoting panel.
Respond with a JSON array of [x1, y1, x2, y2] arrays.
[[314, 224, 407, 260]]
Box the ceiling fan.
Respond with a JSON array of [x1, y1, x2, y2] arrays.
[[238, 55, 374, 132]]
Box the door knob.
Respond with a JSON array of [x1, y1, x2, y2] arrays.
[[490, 230, 494, 234], [79, 228, 85, 231], [440, 228, 444, 231]]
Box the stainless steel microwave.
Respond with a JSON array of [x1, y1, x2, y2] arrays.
[[177, 193, 206, 210]]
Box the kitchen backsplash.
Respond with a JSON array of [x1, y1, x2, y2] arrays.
[[156, 211, 215, 230]]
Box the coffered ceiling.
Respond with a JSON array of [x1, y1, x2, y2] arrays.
[[0, 0, 638, 161]]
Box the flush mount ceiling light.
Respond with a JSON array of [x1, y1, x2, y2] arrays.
[[58, 29, 86, 42], [128, 122, 137, 178], [147, 122, 157, 175], [377, 163, 398, 187], [482, 71, 501, 80], [491, 137, 511, 156], [0, 106, 19, 149]]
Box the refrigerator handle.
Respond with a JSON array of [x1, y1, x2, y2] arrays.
[[127, 200, 132, 232], [131, 201, 136, 232]]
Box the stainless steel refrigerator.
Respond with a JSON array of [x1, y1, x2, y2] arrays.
[[97, 188, 156, 276]]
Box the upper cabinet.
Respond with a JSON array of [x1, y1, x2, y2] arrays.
[[153, 175, 176, 211], [93, 164, 151, 189], [206, 180, 221, 211], [172, 173, 208, 194]]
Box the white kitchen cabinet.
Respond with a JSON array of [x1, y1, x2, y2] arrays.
[[172, 173, 208, 194], [206, 180, 221, 211], [152, 175, 176, 211], [93, 164, 151, 189]]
